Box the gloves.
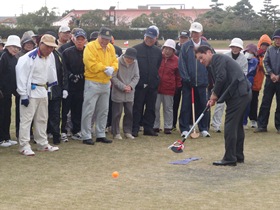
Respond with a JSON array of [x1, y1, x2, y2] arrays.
[[104, 67, 114, 77], [69, 74, 83, 83], [62, 90, 68, 99], [21, 95, 29, 107], [0, 90, 4, 99]]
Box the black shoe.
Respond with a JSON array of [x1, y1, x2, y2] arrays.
[[237, 159, 244, 163], [132, 132, 138, 137], [213, 160, 237, 166], [254, 127, 267, 133], [143, 129, 158, 136], [153, 128, 160, 133], [96, 137, 112, 143], [83, 139, 95, 145], [164, 128, 172, 134]]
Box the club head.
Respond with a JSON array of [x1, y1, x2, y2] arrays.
[[170, 146, 183, 153]]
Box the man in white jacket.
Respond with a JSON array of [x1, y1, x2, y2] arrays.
[[16, 34, 59, 156]]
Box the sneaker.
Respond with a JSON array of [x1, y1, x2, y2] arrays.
[[96, 137, 112, 143], [113, 134, 123, 139], [124, 133, 135, 139], [66, 131, 72, 137], [201, 130, 211, 137], [153, 128, 160, 133], [139, 126, 143, 131], [6, 139, 18, 145], [72, 132, 82, 140], [0, 140, 12, 147], [20, 147, 35, 156], [172, 127, 177, 131], [47, 133, 53, 139], [164, 128, 172, 134], [181, 131, 189, 138], [214, 128, 221, 133], [251, 120, 257, 128], [61, 133, 69, 142], [37, 144, 59, 152]]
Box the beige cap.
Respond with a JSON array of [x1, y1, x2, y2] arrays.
[[40, 34, 58, 48]]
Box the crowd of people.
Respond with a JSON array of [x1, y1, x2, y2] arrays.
[[0, 23, 280, 165]]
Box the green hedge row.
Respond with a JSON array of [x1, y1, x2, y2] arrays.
[[0, 27, 275, 40]]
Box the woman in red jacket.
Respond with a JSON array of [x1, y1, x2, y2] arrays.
[[153, 39, 181, 134]]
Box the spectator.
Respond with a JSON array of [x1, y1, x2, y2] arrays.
[[173, 30, 189, 131], [154, 39, 181, 134], [44, 31, 68, 145], [62, 29, 87, 141], [0, 35, 21, 147], [195, 45, 251, 166], [211, 38, 248, 132], [249, 34, 271, 128], [243, 44, 258, 128], [89, 31, 99, 42], [255, 28, 280, 133], [178, 22, 211, 138], [58, 28, 82, 54], [57, 25, 71, 49], [132, 27, 162, 137], [111, 48, 139, 139], [15, 32, 36, 139], [0, 37, 5, 55], [81, 26, 118, 145], [16, 34, 59, 156]]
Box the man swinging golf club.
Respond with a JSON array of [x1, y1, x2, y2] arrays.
[[195, 45, 252, 166]]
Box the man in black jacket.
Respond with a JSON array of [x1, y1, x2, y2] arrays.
[[195, 45, 251, 166], [132, 27, 162, 137], [62, 29, 87, 141]]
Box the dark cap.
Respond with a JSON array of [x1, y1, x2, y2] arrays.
[[244, 43, 258, 56], [272, 28, 280, 39], [99, 27, 112, 40], [179, 31, 189, 38], [124, 48, 137, 60], [89, 31, 99, 41], [74, 30, 87, 39], [71, 28, 83, 34], [144, 28, 157, 39]]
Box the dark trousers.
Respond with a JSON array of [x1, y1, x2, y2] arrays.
[[257, 78, 280, 130], [47, 98, 62, 143], [133, 87, 157, 133], [223, 91, 252, 161], [69, 91, 83, 134], [249, 90, 259, 121], [107, 88, 112, 128], [61, 97, 70, 134], [172, 87, 182, 128], [0, 95, 12, 141], [179, 85, 209, 132]]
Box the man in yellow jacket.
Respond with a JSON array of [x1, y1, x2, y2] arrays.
[[81, 27, 118, 145]]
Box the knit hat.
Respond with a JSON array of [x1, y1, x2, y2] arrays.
[[272, 28, 280, 39], [124, 48, 137, 60]]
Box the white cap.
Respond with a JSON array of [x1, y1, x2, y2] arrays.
[[189, 22, 203, 33], [229, 38, 244, 50], [59, 25, 71, 33], [5, 35, 21, 48], [162, 39, 176, 50], [149, 25, 159, 37]]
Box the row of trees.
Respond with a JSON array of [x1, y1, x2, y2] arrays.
[[1, 0, 279, 39]]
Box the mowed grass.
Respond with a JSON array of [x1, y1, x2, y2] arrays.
[[1, 39, 280, 209]]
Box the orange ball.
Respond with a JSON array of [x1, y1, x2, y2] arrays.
[[112, 171, 119, 178]]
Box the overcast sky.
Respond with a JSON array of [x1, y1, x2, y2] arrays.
[[2, 0, 279, 16]]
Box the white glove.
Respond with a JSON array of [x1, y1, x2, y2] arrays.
[[104, 67, 114, 76], [62, 90, 68, 99]]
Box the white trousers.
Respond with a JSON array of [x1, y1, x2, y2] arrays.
[[19, 97, 49, 150]]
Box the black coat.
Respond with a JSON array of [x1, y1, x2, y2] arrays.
[[133, 42, 162, 89], [0, 49, 17, 96]]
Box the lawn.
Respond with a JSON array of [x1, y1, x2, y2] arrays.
[[1, 39, 279, 210]]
